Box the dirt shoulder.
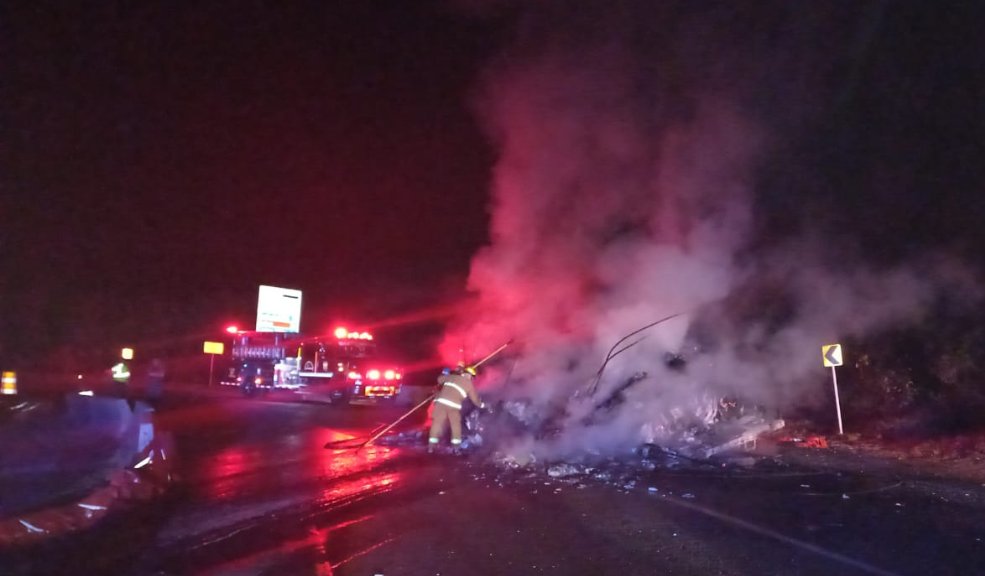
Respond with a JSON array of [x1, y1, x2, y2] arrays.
[[762, 424, 985, 485]]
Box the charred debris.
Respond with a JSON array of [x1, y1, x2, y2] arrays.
[[384, 318, 787, 482]]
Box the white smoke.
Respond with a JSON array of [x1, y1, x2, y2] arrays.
[[442, 2, 979, 458]]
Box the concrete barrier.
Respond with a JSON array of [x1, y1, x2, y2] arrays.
[[0, 395, 171, 546]]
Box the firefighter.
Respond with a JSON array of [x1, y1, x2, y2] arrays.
[[428, 365, 483, 453]]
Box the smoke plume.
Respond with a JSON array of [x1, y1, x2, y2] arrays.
[[442, 2, 978, 457]]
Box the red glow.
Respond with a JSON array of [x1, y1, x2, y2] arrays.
[[334, 326, 348, 339], [364, 300, 469, 331], [366, 369, 381, 380], [347, 371, 361, 380], [225, 325, 239, 334], [384, 370, 395, 380]]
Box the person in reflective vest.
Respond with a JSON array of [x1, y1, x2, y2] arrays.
[[112, 361, 131, 383], [428, 365, 483, 453], [111, 361, 131, 397]]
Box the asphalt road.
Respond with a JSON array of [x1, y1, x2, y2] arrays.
[[2, 392, 983, 575]]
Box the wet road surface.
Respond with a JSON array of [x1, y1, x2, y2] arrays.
[[2, 393, 983, 575]]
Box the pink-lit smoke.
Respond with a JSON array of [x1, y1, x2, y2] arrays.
[[441, 3, 978, 457]]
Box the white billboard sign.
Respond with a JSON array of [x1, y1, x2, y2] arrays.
[[255, 285, 302, 333]]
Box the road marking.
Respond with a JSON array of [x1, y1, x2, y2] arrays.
[[659, 495, 899, 576], [330, 536, 397, 570]]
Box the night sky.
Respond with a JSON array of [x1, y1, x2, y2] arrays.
[[3, 1, 985, 369], [2, 2, 507, 364]]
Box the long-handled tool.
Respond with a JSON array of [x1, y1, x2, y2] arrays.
[[357, 339, 514, 450], [356, 393, 436, 451], [471, 339, 514, 368]]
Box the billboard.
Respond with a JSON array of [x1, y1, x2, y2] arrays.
[[255, 285, 302, 333]]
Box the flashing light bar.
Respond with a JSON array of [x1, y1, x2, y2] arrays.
[[352, 369, 400, 381], [333, 327, 374, 341], [364, 385, 397, 398]]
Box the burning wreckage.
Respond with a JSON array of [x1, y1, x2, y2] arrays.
[[383, 318, 786, 481]]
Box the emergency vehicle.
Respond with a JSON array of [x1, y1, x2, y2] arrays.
[[220, 326, 402, 404]]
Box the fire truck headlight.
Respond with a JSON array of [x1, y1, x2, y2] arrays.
[[384, 370, 395, 380], [367, 369, 380, 380]]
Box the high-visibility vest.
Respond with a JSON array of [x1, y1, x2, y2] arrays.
[[112, 362, 131, 383]]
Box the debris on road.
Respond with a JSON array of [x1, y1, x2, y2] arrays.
[[777, 435, 830, 449], [546, 464, 581, 478]]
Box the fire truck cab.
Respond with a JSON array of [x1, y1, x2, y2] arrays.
[[220, 327, 402, 404]]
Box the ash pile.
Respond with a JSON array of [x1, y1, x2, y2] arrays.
[[380, 370, 784, 474], [452, 382, 790, 495], [475, 385, 784, 468], [381, 320, 785, 481]]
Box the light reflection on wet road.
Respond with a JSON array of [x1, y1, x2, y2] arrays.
[[4, 394, 985, 576], [139, 398, 428, 575]]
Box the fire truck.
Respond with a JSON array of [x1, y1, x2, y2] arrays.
[[220, 326, 403, 404]]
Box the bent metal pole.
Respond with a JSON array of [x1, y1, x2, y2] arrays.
[[358, 393, 436, 450]]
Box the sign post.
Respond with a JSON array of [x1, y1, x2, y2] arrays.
[[203, 341, 225, 387], [822, 343, 844, 435]]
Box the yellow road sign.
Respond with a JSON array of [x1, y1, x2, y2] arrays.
[[822, 344, 843, 368], [203, 341, 225, 355]]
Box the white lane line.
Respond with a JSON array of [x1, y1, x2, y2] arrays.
[[659, 495, 900, 576]]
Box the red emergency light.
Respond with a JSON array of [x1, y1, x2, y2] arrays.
[[226, 325, 239, 334], [367, 369, 381, 380]]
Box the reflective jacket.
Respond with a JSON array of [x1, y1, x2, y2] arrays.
[[112, 362, 131, 383], [434, 373, 481, 411]]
